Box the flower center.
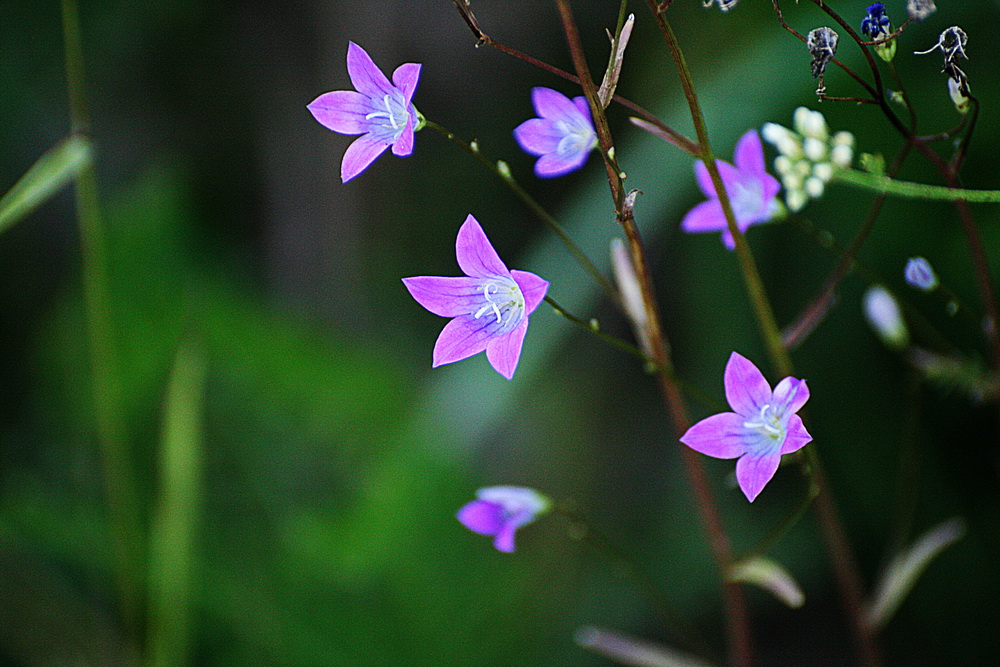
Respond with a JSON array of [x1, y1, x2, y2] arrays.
[[472, 280, 525, 332], [730, 176, 764, 221], [743, 404, 784, 439], [554, 120, 595, 157], [365, 92, 410, 139]]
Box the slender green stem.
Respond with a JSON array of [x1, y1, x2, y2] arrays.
[[545, 295, 647, 362], [450, 0, 699, 156], [834, 168, 1000, 203], [423, 120, 616, 299], [62, 0, 143, 634], [784, 145, 912, 350], [739, 476, 819, 563], [558, 3, 751, 664], [554, 505, 716, 661], [645, 4, 790, 378]]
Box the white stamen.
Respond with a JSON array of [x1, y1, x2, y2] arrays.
[[744, 404, 782, 435], [473, 283, 503, 324]]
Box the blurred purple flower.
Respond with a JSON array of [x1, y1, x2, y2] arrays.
[[680, 352, 812, 502], [307, 42, 421, 182], [457, 486, 551, 553], [402, 215, 549, 380], [514, 87, 597, 178], [681, 129, 782, 249]]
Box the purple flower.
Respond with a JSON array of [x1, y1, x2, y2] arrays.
[[307, 42, 422, 183], [680, 352, 812, 502], [457, 486, 551, 553], [402, 215, 549, 380], [681, 129, 782, 250], [513, 87, 597, 178]]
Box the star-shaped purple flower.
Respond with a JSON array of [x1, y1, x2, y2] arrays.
[[307, 42, 422, 183], [513, 87, 597, 178], [680, 352, 812, 502], [457, 486, 551, 553], [402, 215, 549, 380], [681, 129, 782, 249]]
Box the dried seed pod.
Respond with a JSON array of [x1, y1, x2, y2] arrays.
[[807, 27, 839, 79], [907, 0, 936, 22]]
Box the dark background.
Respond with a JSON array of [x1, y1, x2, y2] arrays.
[[1, 1, 999, 664]]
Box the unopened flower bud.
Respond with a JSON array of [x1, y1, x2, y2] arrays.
[[794, 107, 828, 140], [786, 189, 808, 213], [830, 144, 853, 169], [803, 137, 827, 162], [864, 285, 909, 350], [905, 257, 939, 291], [813, 162, 834, 182], [804, 177, 825, 198]]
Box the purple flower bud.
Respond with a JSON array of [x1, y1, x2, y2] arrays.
[[905, 257, 939, 291], [457, 486, 551, 552]]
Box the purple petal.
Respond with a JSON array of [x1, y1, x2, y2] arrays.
[[486, 320, 528, 380], [694, 159, 742, 199], [457, 500, 504, 536], [432, 315, 493, 367], [761, 171, 782, 202], [346, 42, 393, 99], [724, 352, 773, 417], [307, 90, 370, 135], [681, 199, 727, 234], [492, 522, 518, 553], [736, 452, 782, 502], [571, 96, 593, 124], [534, 148, 590, 178], [510, 270, 549, 315], [733, 129, 767, 177], [392, 112, 415, 156], [455, 215, 509, 278], [401, 276, 484, 317], [530, 87, 583, 124], [773, 377, 810, 414], [781, 413, 813, 454], [679, 412, 748, 459], [391, 62, 421, 103], [513, 118, 563, 156], [340, 133, 389, 183]]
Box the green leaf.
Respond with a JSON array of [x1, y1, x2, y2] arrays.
[[727, 556, 805, 609], [0, 134, 91, 234], [147, 342, 208, 667], [864, 518, 966, 631], [575, 626, 715, 667]]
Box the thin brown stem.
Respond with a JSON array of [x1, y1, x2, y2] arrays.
[[451, 0, 699, 156], [556, 2, 752, 664]]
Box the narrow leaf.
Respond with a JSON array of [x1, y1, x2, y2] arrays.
[[575, 626, 715, 667], [864, 517, 966, 631], [147, 343, 208, 667], [0, 134, 92, 234], [727, 556, 805, 609]]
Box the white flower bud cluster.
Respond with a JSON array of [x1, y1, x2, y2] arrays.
[[761, 108, 854, 213]]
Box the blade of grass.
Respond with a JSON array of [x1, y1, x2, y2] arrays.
[[147, 343, 208, 667], [0, 134, 92, 234]]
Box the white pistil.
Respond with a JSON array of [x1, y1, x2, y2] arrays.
[[744, 404, 782, 436], [365, 94, 402, 130], [474, 283, 503, 324]]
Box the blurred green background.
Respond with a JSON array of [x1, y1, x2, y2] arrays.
[[2, 1, 999, 664]]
